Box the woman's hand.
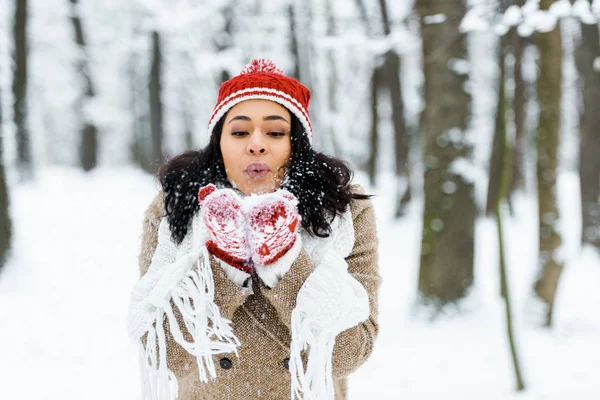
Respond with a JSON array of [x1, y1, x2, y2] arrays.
[[198, 184, 252, 273], [246, 190, 302, 287], [247, 190, 301, 265]]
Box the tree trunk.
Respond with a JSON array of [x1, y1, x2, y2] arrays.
[[366, 67, 379, 185], [492, 76, 526, 390], [13, 0, 32, 180], [288, 5, 301, 81], [149, 31, 164, 173], [127, 25, 152, 171], [69, 0, 98, 171], [533, 0, 564, 326], [510, 1, 527, 194], [416, 0, 475, 305], [354, 0, 379, 185], [487, 34, 508, 217], [215, 4, 234, 84], [0, 64, 11, 269], [324, 0, 340, 156], [378, 0, 411, 215], [574, 22, 600, 249]]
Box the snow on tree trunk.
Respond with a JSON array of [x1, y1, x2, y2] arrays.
[[533, 0, 564, 327], [416, 0, 475, 305], [68, 0, 98, 172], [574, 22, 600, 250], [13, 0, 32, 180]]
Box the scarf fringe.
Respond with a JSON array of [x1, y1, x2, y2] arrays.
[[290, 308, 337, 400], [138, 247, 240, 399]]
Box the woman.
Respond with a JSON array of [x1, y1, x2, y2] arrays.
[[128, 59, 381, 400]]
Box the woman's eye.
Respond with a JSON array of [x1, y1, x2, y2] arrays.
[[232, 131, 248, 137], [268, 131, 285, 137]]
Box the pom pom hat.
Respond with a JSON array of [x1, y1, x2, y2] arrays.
[[208, 59, 313, 143]]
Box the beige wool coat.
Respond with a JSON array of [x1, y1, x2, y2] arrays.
[[138, 186, 381, 399]]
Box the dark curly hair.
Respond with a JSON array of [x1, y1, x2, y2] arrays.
[[158, 113, 370, 244]]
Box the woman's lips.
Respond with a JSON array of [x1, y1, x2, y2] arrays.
[[244, 163, 270, 179]]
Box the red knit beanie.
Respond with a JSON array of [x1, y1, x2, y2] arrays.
[[208, 59, 313, 143]]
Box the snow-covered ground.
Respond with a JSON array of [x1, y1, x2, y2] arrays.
[[0, 166, 598, 399]]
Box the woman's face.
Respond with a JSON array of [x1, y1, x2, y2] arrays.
[[220, 99, 292, 195]]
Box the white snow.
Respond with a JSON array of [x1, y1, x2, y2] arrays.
[[0, 166, 598, 399], [423, 14, 447, 25], [460, 8, 489, 33], [503, 5, 524, 27], [528, 10, 558, 33], [573, 0, 598, 25], [594, 57, 600, 72], [549, 0, 572, 19]]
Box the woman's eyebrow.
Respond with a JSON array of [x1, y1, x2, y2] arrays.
[[227, 115, 251, 124], [264, 115, 290, 123]]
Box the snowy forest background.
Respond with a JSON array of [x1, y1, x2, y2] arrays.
[[0, 0, 599, 399]]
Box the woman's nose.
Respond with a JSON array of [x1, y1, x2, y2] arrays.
[[247, 132, 267, 155], [248, 145, 266, 154]]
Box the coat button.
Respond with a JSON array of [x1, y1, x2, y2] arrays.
[[219, 358, 233, 370], [283, 358, 290, 370]]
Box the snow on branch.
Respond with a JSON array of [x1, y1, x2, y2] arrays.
[[460, 0, 600, 37]]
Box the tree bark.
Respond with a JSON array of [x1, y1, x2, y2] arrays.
[[533, 0, 564, 326], [13, 0, 32, 180], [487, 34, 508, 217], [510, 1, 527, 194], [128, 23, 152, 171], [492, 84, 526, 391], [378, 0, 409, 177], [354, 0, 379, 185], [0, 64, 11, 269], [149, 31, 164, 173], [215, 4, 234, 84], [378, 0, 411, 215], [416, 0, 475, 305], [324, 0, 341, 156], [288, 5, 301, 81], [574, 22, 600, 249], [366, 67, 379, 185], [68, 0, 98, 171]]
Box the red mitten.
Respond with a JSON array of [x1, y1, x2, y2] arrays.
[[247, 190, 301, 266], [198, 184, 252, 274]]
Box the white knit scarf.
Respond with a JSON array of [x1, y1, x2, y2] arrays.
[[127, 207, 369, 400]]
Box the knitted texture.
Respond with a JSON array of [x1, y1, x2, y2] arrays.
[[247, 190, 301, 266], [135, 186, 381, 400], [128, 204, 241, 399], [207, 58, 313, 142], [289, 210, 369, 400], [198, 184, 252, 273]]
